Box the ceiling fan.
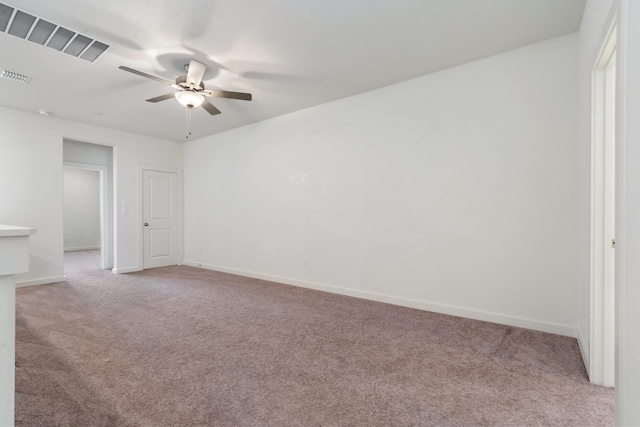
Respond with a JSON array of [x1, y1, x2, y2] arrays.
[[119, 59, 252, 139]]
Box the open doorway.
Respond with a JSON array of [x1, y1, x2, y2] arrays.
[[590, 22, 617, 387], [63, 167, 103, 276], [62, 139, 114, 277]]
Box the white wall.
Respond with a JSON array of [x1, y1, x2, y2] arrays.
[[0, 275, 15, 427], [577, 4, 640, 423], [615, 1, 640, 424], [63, 168, 101, 251], [64, 138, 113, 166], [184, 34, 580, 336], [0, 105, 183, 284]]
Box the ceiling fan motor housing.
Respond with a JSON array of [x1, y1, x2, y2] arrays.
[[176, 75, 205, 91]]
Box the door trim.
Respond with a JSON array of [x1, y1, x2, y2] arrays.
[[589, 20, 617, 387], [137, 164, 183, 270]]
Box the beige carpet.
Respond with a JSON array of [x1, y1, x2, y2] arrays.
[[15, 259, 613, 426], [63, 249, 103, 277]]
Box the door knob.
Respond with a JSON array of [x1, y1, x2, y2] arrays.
[[144, 223, 149, 226]]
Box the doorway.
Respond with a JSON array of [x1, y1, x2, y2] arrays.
[[62, 139, 114, 275], [63, 167, 102, 276], [590, 23, 617, 387]]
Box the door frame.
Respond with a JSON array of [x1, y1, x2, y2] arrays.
[[137, 164, 183, 270], [64, 161, 113, 270], [589, 20, 617, 387]]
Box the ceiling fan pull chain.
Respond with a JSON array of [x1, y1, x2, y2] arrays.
[[186, 107, 190, 140]]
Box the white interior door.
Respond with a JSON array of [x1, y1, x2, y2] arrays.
[[590, 24, 616, 387], [143, 169, 178, 269]]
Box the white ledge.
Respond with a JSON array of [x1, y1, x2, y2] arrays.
[[0, 225, 37, 237], [0, 225, 36, 276]]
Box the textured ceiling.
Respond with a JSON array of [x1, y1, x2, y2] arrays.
[[0, 0, 586, 142]]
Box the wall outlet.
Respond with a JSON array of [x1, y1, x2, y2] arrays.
[[302, 174, 308, 183], [303, 258, 307, 268], [290, 175, 295, 184]]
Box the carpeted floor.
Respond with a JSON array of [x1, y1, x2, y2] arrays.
[[63, 249, 103, 278], [15, 254, 614, 426]]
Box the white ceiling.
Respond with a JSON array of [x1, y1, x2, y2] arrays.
[[0, 0, 585, 142]]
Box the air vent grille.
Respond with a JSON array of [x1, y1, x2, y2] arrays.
[[0, 68, 30, 83], [0, 2, 109, 62], [28, 19, 56, 45], [0, 3, 14, 32], [7, 10, 35, 38]]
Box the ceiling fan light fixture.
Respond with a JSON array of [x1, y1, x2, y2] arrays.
[[175, 91, 204, 108]]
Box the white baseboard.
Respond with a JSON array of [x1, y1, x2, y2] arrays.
[[184, 260, 578, 338], [16, 266, 139, 285], [112, 266, 142, 274], [16, 276, 66, 288], [64, 246, 101, 252], [577, 327, 590, 377]]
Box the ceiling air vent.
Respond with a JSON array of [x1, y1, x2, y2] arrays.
[[0, 3, 13, 32], [0, 68, 30, 83], [28, 19, 56, 45], [0, 2, 109, 62], [47, 27, 74, 51], [7, 10, 35, 38]]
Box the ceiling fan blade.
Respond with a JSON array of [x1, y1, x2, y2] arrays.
[[119, 66, 182, 90], [202, 89, 252, 101], [146, 93, 177, 103], [201, 99, 221, 115], [186, 60, 206, 88]]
